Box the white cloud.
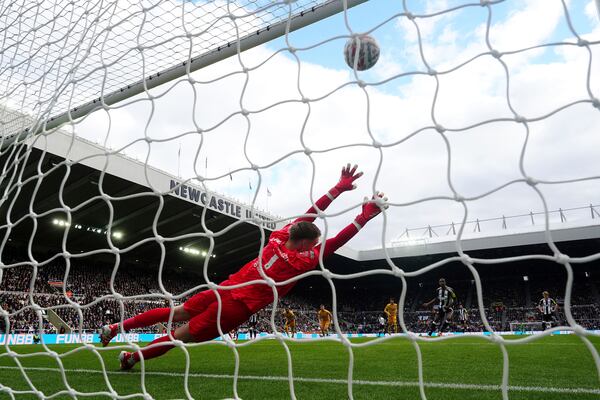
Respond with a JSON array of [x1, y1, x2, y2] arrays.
[[6, 0, 600, 251], [585, 0, 600, 23]]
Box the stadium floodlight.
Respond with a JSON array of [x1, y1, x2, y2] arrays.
[[523, 276, 529, 282], [52, 219, 70, 227], [111, 231, 124, 240], [180, 247, 200, 256]]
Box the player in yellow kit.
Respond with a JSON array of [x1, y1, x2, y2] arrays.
[[384, 298, 398, 334], [317, 305, 333, 337], [283, 308, 296, 337]]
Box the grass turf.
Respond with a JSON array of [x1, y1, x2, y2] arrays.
[[0, 335, 599, 399]]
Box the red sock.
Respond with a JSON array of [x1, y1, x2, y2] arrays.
[[133, 333, 176, 362], [122, 307, 173, 331]]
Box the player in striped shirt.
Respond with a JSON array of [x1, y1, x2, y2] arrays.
[[248, 313, 258, 340], [100, 164, 387, 370], [538, 291, 558, 330], [423, 278, 456, 336], [456, 303, 468, 331]]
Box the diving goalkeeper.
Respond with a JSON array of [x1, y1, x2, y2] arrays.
[[100, 164, 387, 370]]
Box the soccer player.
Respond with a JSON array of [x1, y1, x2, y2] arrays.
[[538, 291, 558, 330], [100, 164, 387, 370], [283, 308, 296, 337], [248, 313, 258, 340], [384, 298, 398, 334], [423, 278, 456, 336], [317, 304, 332, 337], [378, 315, 386, 337], [456, 303, 469, 331]]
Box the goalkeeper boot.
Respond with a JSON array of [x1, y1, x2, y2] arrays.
[[119, 351, 136, 370], [100, 324, 117, 347]]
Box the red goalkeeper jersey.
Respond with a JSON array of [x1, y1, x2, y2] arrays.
[[223, 224, 319, 313]]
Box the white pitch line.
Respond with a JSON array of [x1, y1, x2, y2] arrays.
[[0, 366, 598, 395]]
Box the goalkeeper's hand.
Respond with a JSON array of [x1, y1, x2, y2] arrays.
[[355, 192, 388, 228], [333, 163, 363, 194]]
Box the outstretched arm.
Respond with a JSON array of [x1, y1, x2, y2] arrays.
[[315, 192, 388, 258], [294, 164, 363, 224]]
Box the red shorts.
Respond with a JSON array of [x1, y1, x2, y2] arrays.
[[183, 289, 252, 342]]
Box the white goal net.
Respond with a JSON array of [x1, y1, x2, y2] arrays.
[[1, 0, 600, 399]]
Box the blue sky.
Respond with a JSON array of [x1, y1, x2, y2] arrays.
[[70, 0, 600, 249], [269, 0, 598, 79]]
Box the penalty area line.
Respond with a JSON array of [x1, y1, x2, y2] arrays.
[[0, 366, 598, 395]]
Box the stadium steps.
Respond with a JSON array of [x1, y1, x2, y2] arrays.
[[46, 309, 71, 333]]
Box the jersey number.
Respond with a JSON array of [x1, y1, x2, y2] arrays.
[[264, 254, 279, 270]]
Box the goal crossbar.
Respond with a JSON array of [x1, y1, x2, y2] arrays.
[[1, 0, 366, 150]]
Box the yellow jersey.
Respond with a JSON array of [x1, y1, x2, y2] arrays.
[[284, 310, 295, 322], [318, 309, 332, 322], [384, 303, 398, 319]]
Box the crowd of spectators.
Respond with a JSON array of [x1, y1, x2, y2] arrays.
[[2, 261, 600, 334]]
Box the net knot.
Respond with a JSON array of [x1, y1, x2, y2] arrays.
[[357, 80, 366, 88], [460, 254, 474, 265], [427, 68, 437, 76], [490, 49, 502, 59], [372, 140, 381, 148], [453, 194, 464, 202], [405, 12, 415, 21], [264, 277, 276, 287], [525, 176, 538, 186], [592, 98, 600, 109], [321, 269, 333, 280], [241, 108, 249, 116], [301, 97, 309, 104], [514, 115, 526, 123], [554, 253, 570, 264], [435, 124, 445, 133], [577, 38, 589, 47], [303, 147, 312, 155], [250, 163, 258, 171], [207, 282, 218, 290], [480, 0, 491, 6]]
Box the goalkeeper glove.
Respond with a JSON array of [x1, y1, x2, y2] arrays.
[[329, 163, 363, 197], [354, 192, 388, 229]]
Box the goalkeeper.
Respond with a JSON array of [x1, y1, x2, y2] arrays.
[[100, 164, 388, 370]]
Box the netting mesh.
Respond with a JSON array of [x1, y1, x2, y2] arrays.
[[1, 0, 600, 398]]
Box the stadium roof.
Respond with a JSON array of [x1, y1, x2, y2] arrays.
[[2, 124, 600, 285], [340, 222, 600, 262], [0, 128, 282, 280]]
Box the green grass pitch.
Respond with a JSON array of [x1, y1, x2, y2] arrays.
[[0, 335, 599, 399]]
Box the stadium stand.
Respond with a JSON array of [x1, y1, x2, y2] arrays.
[[2, 257, 599, 334]]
